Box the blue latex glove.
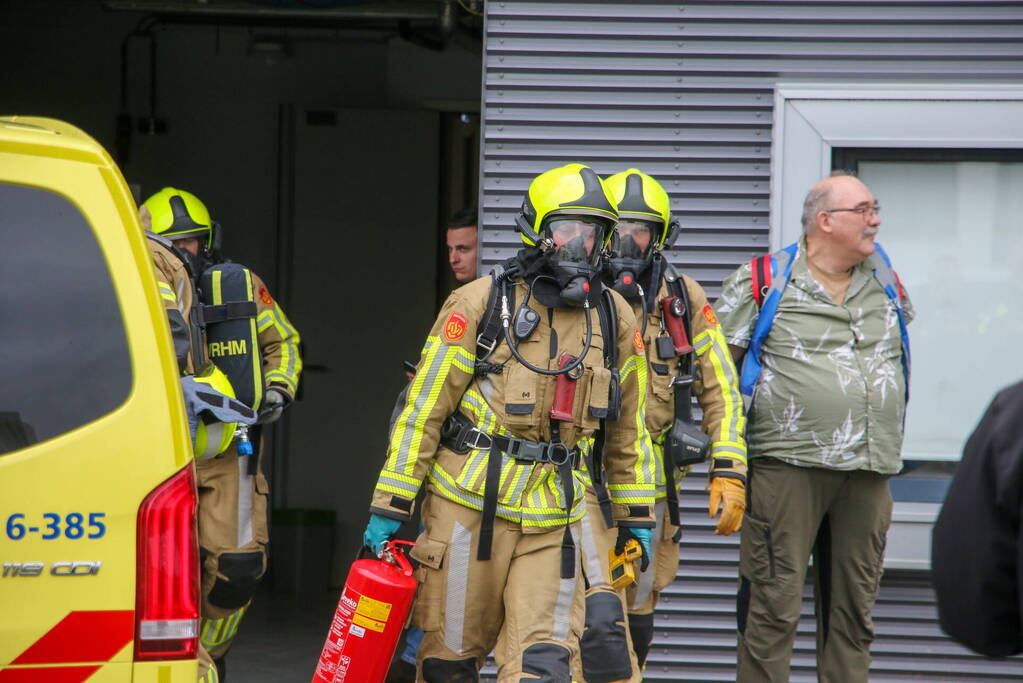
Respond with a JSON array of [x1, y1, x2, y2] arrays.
[[363, 514, 402, 556], [616, 526, 653, 572]]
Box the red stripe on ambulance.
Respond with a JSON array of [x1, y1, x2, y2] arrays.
[[0, 665, 102, 682], [9, 610, 134, 665]]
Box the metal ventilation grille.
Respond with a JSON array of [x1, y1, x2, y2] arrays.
[[479, 2, 1023, 678], [480, 0, 1023, 297]]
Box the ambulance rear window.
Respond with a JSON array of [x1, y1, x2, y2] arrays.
[[0, 183, 131, 455]]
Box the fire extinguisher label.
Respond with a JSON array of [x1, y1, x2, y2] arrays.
[[356, 595, 393, 621], [353, 613, 387, 633], [349, 624, 366, 638]]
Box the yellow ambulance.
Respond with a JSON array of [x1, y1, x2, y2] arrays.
[[0, 116, 200, 681]]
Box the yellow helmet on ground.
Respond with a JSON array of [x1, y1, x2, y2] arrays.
[[515, 163, 618, 251], [603, 168, 679, 251], [142, 187, 214, 250], [191, 363, 238, 459]]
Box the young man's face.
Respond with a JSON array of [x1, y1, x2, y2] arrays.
[[447, 226, 478, 283]]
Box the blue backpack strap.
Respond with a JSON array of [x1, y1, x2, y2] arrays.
[[739, 242, 798, 403], [869, 242, 911, 400]]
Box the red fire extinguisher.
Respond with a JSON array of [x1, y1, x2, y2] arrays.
[[311, 540, 418, 683]]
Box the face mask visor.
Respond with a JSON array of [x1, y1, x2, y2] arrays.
[[545, 216, 611, 267], [541, 215, 612, 306], [607, 219, 659, 298]]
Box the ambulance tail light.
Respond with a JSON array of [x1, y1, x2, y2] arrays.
[[135, 465, 200, 661]]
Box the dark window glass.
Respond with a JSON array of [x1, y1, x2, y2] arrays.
[[0, 183, 132, 455]]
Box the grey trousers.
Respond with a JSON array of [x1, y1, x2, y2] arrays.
[[735, 457, 892, 683]]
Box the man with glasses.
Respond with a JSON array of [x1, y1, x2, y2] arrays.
[[716, 172, 913, 682]]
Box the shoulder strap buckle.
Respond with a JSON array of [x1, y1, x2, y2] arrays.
[[476, 333, 498, 359]]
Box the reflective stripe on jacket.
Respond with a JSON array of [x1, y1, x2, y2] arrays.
[[371, 275, 656, 530]]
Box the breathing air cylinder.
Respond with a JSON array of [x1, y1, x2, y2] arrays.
[[311, 541, 418, 683], [200, 262, 263, 411]]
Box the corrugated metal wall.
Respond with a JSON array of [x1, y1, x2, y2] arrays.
[[479, 1, 1023, 680]]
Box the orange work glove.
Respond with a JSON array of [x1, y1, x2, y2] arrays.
[[708, 476, 746, 536]]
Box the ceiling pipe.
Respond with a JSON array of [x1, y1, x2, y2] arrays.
[[103, 0, 445, 22]]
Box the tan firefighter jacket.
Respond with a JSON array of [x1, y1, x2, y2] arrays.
[[371, 275, 657, 530], [147, 236, 301, 400], [249, 271, 302, 401], [149, 236, 196, 374], [634, 273, 747, 499]]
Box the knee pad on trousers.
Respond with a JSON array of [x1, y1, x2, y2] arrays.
[[521, 643, 571, 682], [208, 551, 265, 609], [628, 611, 654, 669], [580, 592, 633, 682], [421, 657, 477, 682]]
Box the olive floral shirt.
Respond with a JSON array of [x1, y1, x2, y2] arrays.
[[716, 238, 914, 474]]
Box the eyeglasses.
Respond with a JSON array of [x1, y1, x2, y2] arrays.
[[826, 203, 880, 219]]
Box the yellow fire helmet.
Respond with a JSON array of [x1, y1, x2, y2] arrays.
[[191, 363, 238, 459], [142, 187, 214, 250], [515, 163, 619, 249], [603, 168, 680, 251]]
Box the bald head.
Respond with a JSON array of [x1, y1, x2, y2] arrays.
[[801, 173, 870, 233], [803, 173, 880, 268]]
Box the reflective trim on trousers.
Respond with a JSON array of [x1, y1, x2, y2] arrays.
[[630, 500, 665, 611], [237, 454, 254, 548], [444, 521, 472, 656], [578, 503, 608, 590], [551, 525, 581, 643], [200, 602, 249, 650]]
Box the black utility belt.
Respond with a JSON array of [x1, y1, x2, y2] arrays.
[[440, 413, 579, 467]]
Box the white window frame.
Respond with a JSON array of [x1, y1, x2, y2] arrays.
[[770, 82, 1023, 251], [769, 83, 1023, 569]]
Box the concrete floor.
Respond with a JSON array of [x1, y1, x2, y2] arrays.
[[227, 587, 340, 682]]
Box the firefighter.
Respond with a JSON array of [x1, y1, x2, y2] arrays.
[[141, 205, 222, 683], [598, 169, 747, 671], [362, 164, 657, 682], [142, 187, 303, 680]]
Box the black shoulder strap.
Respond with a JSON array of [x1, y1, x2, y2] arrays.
[[664, 263, 694, 381], [475, 263, 514, 361], [588, 287, 621, 529], [596, 287, 618, 369], [662, 262, 694, 529]]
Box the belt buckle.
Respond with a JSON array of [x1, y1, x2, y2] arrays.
[[465, 429, 493, 451], [511, 439, 543, 462], [546, 442, 572, 466]]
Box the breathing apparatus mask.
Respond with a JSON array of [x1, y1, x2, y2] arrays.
[[540, 215, 612, 307], [606, 218, 661, 300]]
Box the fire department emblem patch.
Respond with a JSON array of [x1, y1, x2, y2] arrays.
[[633, 328, 645, 352], [259, 287, 274, 306], [445, 312, 468, 341], [702, 304, 718, 326]]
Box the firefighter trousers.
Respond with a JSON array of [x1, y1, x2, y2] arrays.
[[735, 457, 892, 683], [625, 498, 680, 669], [198, 645, 220, 682], [409, 493, 585, 683], [576, 488, 641, 683], [196, 450, 270, 659]]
